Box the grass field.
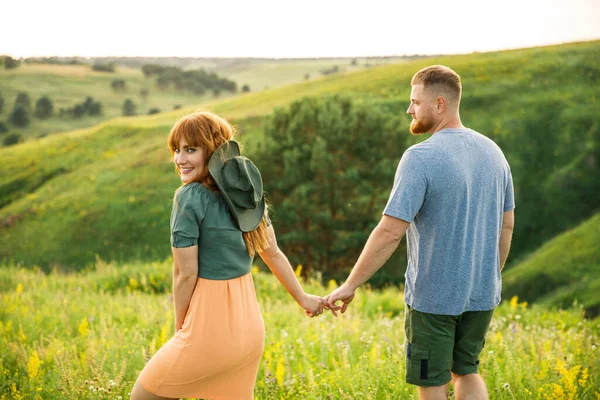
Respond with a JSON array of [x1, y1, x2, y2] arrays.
[[0, 262, 598, 400]]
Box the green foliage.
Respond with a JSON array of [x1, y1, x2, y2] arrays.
[[14, 92, 31, 111], [58, 97, 102, 118], [9, 104, 30, 127], [141, 63, 164, 77], [147, 64, 237, 95], [242, 84, 250, 93], [92, 62, 116, 73], [256, 96, 408, 278], [148, 107, 160, 115], [321, 65, 340, 76], [0, 91, 4, 113], [2, 133, 21, 146], [3, 55, 20, 69], [122, 98, 136, 116], [34, 96, 53, 119], [503, 213, 600, 317], [111, 79, 127, 92], [0, 121, 7, 134], [0, 263, 598, 399]]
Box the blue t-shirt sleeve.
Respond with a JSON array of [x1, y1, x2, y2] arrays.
[[170, 185, 206, 248], [383, 150, 427, 223], [503, 167, 515, 212]]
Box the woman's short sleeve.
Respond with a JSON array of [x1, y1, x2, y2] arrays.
[[170, 184, 207, 248]]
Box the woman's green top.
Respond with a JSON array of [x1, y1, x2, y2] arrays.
[[170, 182, 253, 280]]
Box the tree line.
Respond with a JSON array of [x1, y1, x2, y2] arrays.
[[142, 64, 238, 95]]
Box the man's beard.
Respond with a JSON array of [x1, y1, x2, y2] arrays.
[[410, 115, 435, 135]]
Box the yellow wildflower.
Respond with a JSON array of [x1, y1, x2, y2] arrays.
[[510, 295, 518, 310], [78, 317, 89, 337], [129, 277, 139, 290], [275, 355, 285, 387], [27, 350, 43, 379]]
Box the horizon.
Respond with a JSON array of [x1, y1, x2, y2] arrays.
[[2, 0, 599, 59], [7, 39, 599, 61]]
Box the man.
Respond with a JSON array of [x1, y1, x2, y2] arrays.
[[326, 65, 515, 400]]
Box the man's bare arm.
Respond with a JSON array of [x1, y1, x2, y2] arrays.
[[499, 210, 514, 271]]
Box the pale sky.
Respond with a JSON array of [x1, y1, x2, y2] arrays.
[[2, 0, 599, 58]]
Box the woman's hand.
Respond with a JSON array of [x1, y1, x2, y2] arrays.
[[298, 293, 338, 318]]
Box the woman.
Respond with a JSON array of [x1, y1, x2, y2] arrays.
[[131, 111, 331, 400]]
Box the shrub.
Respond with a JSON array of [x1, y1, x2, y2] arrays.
[[148, 108, 160, 115], [0, 121, 8, 133], [122, 99, 136, 116], [34, 96, 54, 119], [320, 65, 340, 76], [3, 132, 22, 146], [242, 85, 250, 93], [92, 62, 115, 72], [3, 55, 20, 69], [111, 79, 127, 92], [0, 92, 4, 113], [9, 104, 30, 127], [72, 104, 85, 118], [88, 101, 102, 116], [14, 92, 31, 111], [173, 104, 182, 110]]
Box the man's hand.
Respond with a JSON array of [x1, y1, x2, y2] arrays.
[[325, 284, 356, 316], [298, 293, 339, 318]]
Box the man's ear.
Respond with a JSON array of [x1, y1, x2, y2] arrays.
[[436, 96, 447, 113]]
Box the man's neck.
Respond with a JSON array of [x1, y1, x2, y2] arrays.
[[430, 115, 464, 135]]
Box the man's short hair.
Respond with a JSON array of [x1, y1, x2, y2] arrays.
[[411, 65, 462, 106]]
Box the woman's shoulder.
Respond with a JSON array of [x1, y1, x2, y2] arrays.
[[174, 182, 220, 205]]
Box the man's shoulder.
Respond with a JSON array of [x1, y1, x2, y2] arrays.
[[403, 140, 440, 161]]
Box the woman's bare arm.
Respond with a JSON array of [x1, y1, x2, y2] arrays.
[[172, 246, 199, 331]]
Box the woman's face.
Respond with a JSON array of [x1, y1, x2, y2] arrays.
[[173, 137, 206, 184]]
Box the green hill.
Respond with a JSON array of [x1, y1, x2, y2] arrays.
[[0, 64, 215, 140], [502, 213, 600, 317], [1, 40, 599, 274]]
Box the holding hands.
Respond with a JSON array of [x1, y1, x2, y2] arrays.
[[298, 293, 339, 318], [298, 283, 356, 318]]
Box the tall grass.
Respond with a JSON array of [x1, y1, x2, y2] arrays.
[[1, 261, 598, 399]]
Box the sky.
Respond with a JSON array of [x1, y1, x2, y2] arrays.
[[2, 0, 599, 58]]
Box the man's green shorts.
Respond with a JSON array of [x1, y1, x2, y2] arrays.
[[404, 305, 494, 387]]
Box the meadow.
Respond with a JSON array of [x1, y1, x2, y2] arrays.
[[1, 261, 598, 400]]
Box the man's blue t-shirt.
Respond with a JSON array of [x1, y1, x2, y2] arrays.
[[383, 128, 514, 315]]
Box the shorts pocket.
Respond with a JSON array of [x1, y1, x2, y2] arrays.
[[407, 342, 430, 381]]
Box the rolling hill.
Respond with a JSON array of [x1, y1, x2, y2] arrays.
[[1, 41, 599, 294], [502, 213, 600, 317], [0, 57, 410, 141]]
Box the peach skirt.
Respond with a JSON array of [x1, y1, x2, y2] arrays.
[[138, 273, 265, 400]]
